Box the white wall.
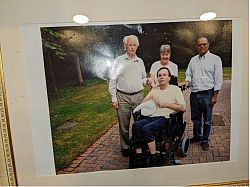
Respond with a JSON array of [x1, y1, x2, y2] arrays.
[[0, 0, 248, 185]]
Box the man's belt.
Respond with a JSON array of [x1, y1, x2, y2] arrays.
[[194, 88, 214, 94], [117, 89, 143, 95]]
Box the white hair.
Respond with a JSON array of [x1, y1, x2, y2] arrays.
[[160, 44, 171, 53], [123, 35, 139, 46]]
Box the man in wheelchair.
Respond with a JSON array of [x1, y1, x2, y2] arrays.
[[131, 67, 186, 168]]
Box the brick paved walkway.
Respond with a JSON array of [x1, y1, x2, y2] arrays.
[[58, 80, 231, 174]]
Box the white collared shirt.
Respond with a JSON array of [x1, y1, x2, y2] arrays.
[[109, 53, 147, 102], [185, 51, 223, 92]]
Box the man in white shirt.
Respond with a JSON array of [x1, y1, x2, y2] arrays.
[[132, 67, 186, 167], [184, 37, 223, 151], [149, 44, 178, 88], [109, 35, 148, 157]]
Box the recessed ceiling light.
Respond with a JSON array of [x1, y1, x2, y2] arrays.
[[200, 12, 216, 21], [73, 15, 89, 24]]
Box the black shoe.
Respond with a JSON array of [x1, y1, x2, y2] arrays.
[[201, 142, 209, 151], [134, 154, 145, 168], [122, 149, 130, 157], [149, 153, 163, 167], [190, 137, 201, 144]]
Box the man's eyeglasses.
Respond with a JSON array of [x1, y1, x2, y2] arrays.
[[197, 43, 208, 47]]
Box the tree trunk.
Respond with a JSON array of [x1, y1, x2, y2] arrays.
[[74, 53, 84, 86], [68, 52, 84, 86], [47, 52, 58, 93]]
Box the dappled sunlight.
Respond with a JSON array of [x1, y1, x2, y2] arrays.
[[83, 55, 114, 81]]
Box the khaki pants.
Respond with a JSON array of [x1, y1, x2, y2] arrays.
[[117, 91, 144, 150]]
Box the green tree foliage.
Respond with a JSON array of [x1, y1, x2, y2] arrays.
[[41, 28, 67, 93], [41, 28, 66, 59]]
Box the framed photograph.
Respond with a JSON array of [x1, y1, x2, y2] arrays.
[[38, 20, 234, 174], [0, 0, 248, 186], [18, 18, 246, 184]]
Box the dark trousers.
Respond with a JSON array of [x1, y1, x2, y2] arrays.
[[132, 116, 169, 148], [190, 89, 213, 142]]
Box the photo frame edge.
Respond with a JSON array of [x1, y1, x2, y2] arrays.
[[0, 47, 17, 186], [6, 17, 249, 185]]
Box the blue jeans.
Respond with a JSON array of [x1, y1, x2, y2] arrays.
[[190, 89, 213, 142], [132, 116, 169, 148]]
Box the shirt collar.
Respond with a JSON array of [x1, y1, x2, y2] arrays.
[[124, 53, 139, 62], [199, 50, 210, 59]]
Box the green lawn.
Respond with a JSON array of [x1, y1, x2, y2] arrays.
[[177, 67, 231, 82], [222, 67, 232, 80], [50, 67, 231, 170], [49, 80, 117, 170]]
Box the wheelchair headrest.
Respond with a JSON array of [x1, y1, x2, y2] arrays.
[[169, 75, 178, 86]]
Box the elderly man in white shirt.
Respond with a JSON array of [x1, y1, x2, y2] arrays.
[[184, 37, 223, 151], [109, 35, 148, 157]]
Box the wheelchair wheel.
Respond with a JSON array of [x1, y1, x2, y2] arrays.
[[180, 136, 190, 157]]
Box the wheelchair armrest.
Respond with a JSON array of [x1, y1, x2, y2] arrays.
[[133, 110, 148, 121], [134, 111, 141, 121], [169, 111, 184, 119]]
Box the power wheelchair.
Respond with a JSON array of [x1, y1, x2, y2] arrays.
[[129, 76, 190, 168]]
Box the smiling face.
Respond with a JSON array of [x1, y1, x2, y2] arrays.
[[196, 37, 209, 56], [124, 37, 139, 57], [160, 52, 171, 65]]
